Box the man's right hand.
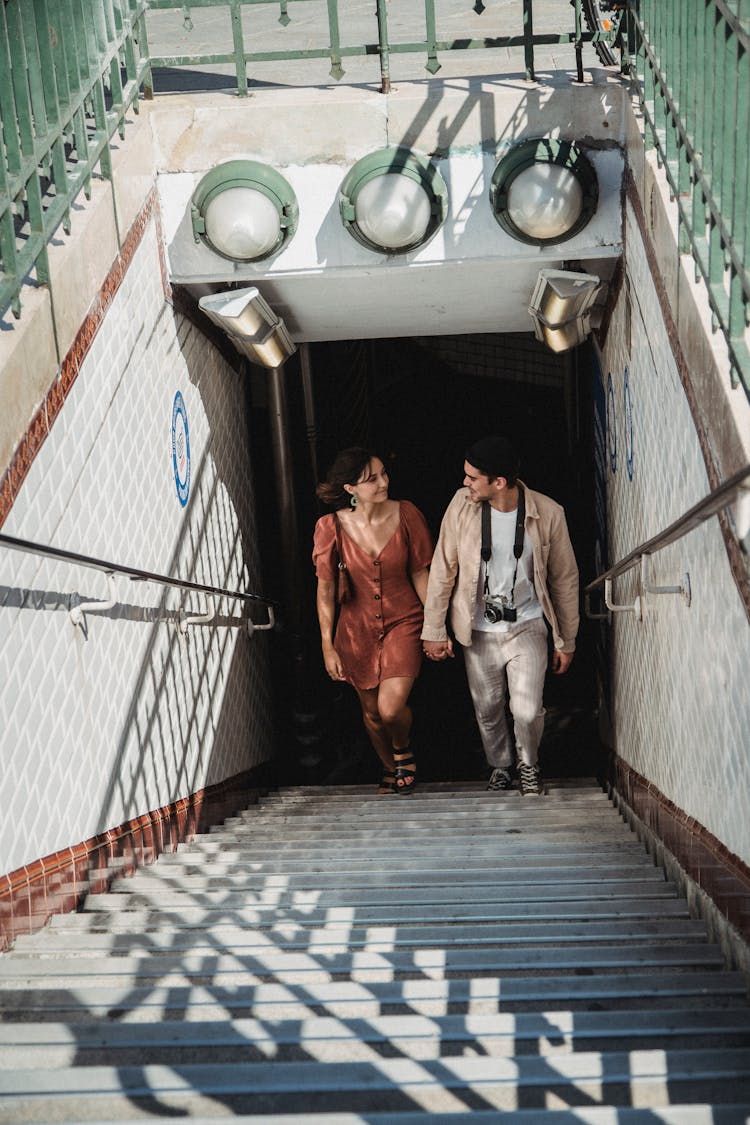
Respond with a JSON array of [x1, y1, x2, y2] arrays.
[[423, 639, 454, 661]]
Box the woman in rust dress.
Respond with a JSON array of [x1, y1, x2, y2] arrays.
[[313, 448, 433, 794]]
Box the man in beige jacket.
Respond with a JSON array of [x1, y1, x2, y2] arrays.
[[421, 436, 579, 795]]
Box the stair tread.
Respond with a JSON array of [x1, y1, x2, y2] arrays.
[[2, 1046, 750, 1094], [2, 779, 748, 1123], [14, 917, 709, 954], [2, 970, 745, 1020]]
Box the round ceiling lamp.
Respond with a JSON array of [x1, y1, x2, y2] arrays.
[[490, 139, 598, 246], [191, 160, 298, 262], [338, 147, 448, 254]]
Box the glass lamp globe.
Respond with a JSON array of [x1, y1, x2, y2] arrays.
[[354, 173, 432, 250], [507, 163, 584, 241], [203, 187, 282, 261]]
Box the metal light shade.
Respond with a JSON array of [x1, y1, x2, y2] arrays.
[[339, 147, 448, 254], [191, 161, 298, 262], [198, 287, 296, 368], [490, 139, 598, 246], [528, 269, 601, 353], [203, 187, 282, 260], [507, 163, 584, 241]]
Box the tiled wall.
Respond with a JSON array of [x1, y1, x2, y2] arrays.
[[0, 200, 274, 895], [599, 182, 750, 873]]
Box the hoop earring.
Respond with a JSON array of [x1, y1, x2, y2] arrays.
[[349, 493, 358, 509]]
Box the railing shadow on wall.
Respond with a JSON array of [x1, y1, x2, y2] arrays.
[[0, 431, 280, 947]]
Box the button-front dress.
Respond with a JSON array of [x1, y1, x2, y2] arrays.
[[312, 500, 434, 690]]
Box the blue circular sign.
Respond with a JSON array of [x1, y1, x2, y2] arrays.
[[623, 366, 634, 480], [606, 373, 617, 474], [171, 391, 191, 507]]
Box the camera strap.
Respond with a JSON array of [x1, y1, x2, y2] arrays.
[[481, 484, 526, 602]]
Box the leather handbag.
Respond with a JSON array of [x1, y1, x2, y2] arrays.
[[334, 515, 353, 605]]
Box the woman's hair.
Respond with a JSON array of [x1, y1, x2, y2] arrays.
[[316, 447, 377, 507]]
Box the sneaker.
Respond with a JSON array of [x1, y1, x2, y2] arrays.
[[486, 767, 513, 791], [518, 762, 542, 796]]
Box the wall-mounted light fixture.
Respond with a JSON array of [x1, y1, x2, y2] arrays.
[[528, 268, 601, 352], [198, 287, 296, 368], [339, 147, 448, 254], [191, 160, 298, 262], [490, 139, 598, 246]]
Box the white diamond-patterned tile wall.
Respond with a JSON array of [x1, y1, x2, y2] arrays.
[[0, 215, 273, 877]]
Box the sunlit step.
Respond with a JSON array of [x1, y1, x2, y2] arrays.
[[13, 917, 709, 957], [1, 1008, 749, 1069], [1, 971, 745, 1022], [1, 1049, 749, 1121]]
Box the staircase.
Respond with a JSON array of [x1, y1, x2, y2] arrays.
[[1, 779, 750, 1123]]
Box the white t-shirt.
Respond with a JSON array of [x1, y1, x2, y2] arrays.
[[473, 505, 544, 632]]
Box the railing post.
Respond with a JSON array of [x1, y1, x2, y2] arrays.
[[522, 0, 535, 82], [376, 0, 391, 93]]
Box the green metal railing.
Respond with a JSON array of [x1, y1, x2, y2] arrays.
[[0, 0, 151, 319], [1, 0, 748, 407], [0, 0, 616, 324], [144, 0, 610, 96], [622, 0, 750, 395]]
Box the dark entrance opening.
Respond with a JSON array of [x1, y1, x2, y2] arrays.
[[255, 333, 606, 788]]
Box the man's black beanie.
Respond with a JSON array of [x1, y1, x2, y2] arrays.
[[464, 435, 520, 480]]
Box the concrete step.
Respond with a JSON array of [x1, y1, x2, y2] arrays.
[[0, 942, 727, 990], [1, 779, 747, 1123], [15, 1111, 748, 1125], [80, 880, 679, 914], [2, 1008, 750, 1068], [2, 970, 746, 1022], [12, 917, 710, 957], [1, 1048, 750, 1121], [172, 839, 651, 863], [102, 861, 664, 892], [201, 818, 634, 842], [43, 896, 694, 933], [147, 845, 654, 871]]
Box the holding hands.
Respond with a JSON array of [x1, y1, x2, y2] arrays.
[[322, 642, 346, 680], [423, 639, 454, 662]]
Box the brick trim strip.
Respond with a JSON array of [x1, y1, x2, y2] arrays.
[[0, 764, 272, 951], [0, 187, 169, 531], [613, 757, 750, 946], [625, 171, 750, 620]]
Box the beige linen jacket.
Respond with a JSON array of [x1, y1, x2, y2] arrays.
[[421, 482, 580, 652]]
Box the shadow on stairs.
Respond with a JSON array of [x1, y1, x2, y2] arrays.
[[1, 780, 749, 1122]]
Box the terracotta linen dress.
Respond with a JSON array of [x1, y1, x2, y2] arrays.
[[313, 500, 434, 690]]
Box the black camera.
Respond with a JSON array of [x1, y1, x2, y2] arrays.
[[483, 597, 517, 624]]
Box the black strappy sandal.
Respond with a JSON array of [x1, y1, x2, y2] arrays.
[[393, 749, 417, 795], [378, 771, 397, 794]]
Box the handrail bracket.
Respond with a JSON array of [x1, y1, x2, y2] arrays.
[[248, 606, 275, 636], [179, 598, 216, 636], [604, 575, 643, 620], [640, 556, 691, 607], [70, 572, 117, 631]]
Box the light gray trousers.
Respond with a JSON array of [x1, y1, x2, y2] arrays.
[[463, 617, 548, 769]]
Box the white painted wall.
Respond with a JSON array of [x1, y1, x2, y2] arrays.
[[0, 219, 273, 876]]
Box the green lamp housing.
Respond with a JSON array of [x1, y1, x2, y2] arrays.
[[490, 139, 599, 246], [338, 147, 448, 255], [191, 160, 299, 262]]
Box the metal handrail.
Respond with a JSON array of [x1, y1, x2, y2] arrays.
[[584, 463, 750, 619], [0, 531, 279, 609]]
